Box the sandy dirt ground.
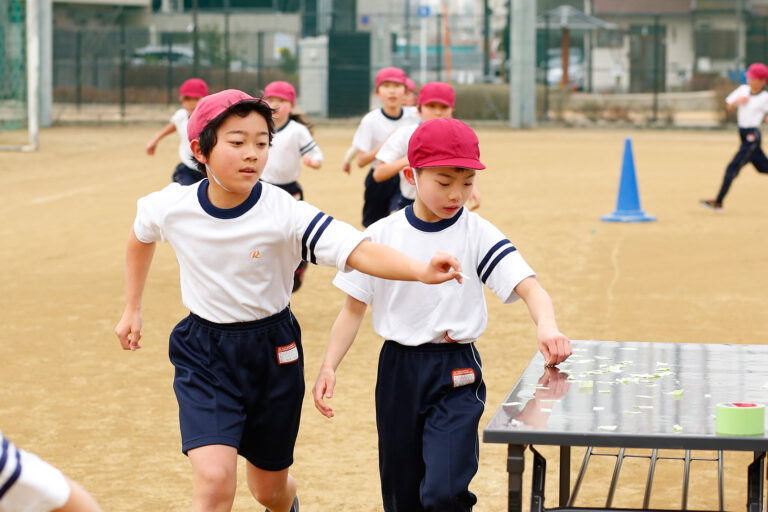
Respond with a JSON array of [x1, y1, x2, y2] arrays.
[[1, 124, 767, 510]]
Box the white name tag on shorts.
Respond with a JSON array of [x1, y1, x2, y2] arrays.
[[452, 368, 476, 388], [277, 342, 299, 365]]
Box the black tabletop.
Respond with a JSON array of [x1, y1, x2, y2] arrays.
[[483, 340, 768, 451]]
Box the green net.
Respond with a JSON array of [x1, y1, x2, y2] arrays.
[[0, 0, 27, 132]]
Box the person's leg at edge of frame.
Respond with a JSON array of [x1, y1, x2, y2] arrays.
[[187, 444, 238, 512], [714, 130, 758, 205], [748, 131, 768, 175], [246, 464, 297, 512]]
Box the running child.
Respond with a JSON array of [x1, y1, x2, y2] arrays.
[[313, 118, 571, 512], [349, 66, 419, 227], [700, 62, 768, 212], [114, 89, 464, 512], [0, 430, 102, 512], [145, 78, 209, 185], [261, 80, 323, 292], [373, 81, 480, 212]]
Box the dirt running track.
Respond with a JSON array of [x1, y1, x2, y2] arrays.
[[2, 124, 767, 510]]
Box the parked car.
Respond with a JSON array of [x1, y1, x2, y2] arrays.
[[542, 48, 584, 89], [130, 45, 210, 67]]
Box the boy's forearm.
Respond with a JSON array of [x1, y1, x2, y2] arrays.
[[346, 241, 424, 282], [372, 157, 408, 182], [356, 149, 378, 167], [517, 278, 558, 330], [321, 298, 366, 371], [124, 230, 156, 310]]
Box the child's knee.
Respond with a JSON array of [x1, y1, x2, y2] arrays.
[[193, 464, 237, 501]]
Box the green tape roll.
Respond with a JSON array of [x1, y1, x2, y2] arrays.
[[716, 403, 765, 436]]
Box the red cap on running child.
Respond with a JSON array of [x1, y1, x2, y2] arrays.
[[187, 89, 255, 141], [408, 118, 485, 170], [263, 81, 296, 103], [375, 67, 408, 88], [405, 78, 416, 93], [417, 82, 455, 107], [179, 78, 209, 98], [746, 63, 768, 81]]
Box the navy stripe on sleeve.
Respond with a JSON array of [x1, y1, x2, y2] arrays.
[[299, 140, 316, 153], [302, 212, 325, 261], [477, 239, 512, 276], [309, 215, 334, 264], [0, 437, 8, 474], [300, 142, 318, 156], [481, 246, 517, 284], [0, 443, 21, 499]]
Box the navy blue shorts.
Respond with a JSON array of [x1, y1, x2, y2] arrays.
[[376, 340, 485, 512], [272, 181, 304, 201], [168, 308, 304, 471], [363, 168, 400, 227], [172, 162, 204, 185]]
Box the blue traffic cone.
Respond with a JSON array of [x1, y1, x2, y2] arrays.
[[601, 137, 656, 222]]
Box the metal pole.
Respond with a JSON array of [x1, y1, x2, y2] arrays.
[[192, 0, 199, 76], [166, 37, 173, 105], [404, 0, 411, 75], [120, 18, 126, 120], [543, 12, 549, 120], [224, 0, 230, 88], [75, 28, 82, 109], [436, 13, 442, 81], [257, 31, 264, 92], [482, 0, 489, 80], [652, 15, 659, 122]]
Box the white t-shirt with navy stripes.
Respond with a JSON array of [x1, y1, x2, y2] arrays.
[[726, 84, 768, 128], [352, 106, 419, 168], [261, 119, 323, 186], [134, 180, 365, 323], [0, 431, 70, 511], [333, 206, 535, 346]]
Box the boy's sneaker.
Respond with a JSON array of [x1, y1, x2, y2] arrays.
[[266, 496, 299, 512], [699, 199, 723, 213]]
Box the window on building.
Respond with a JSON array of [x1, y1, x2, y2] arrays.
[[695, 29, 736, 59], [596, 29, 623, 48]]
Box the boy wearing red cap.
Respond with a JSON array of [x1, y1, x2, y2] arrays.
[[701, 62, 768, 212], [115, 89, 464, 512], [373, 81, 480, 212], [261, 80, 323, 292], [145, 78, 209, 185], [313, 118, 571, 512], [347, 67, 419, 227]]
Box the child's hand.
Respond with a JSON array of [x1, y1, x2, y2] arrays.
[[420, 251, 464, 284], [145, 141, 157, 155], [537, 326, 571, 366], [302, 155, 322, 169], [312, 366, 337, 418], [341, 161, 351, 174], [735, 96, 750, 105], [115, 308, 143, 351]]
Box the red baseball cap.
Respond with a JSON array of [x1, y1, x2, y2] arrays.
[[746, 63, 768, 81], [405, 78, 416, 93], [263, 81, 296, 103], [418, 82, 455, 107], [187, 89, 255, 141], [408, 118, 485, 170], [375, 67, 408, 88], [179, 78, 208, 98]]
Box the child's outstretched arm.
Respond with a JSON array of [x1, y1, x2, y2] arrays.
[[145, 122, 176, 155], [514, 276, 571, 366], [346, 241, 463, 284], [114, 229, 156, 351], [372, 156, 408, 182], [341, 146, 358, 173], [313, 295, 367, 418]]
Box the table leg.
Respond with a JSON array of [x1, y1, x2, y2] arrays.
[[747, 451, 765, 512], [507, 444, 525, 512], [560, 446, 571, 507]]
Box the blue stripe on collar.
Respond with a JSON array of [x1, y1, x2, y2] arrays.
[[197, 179, 263, 219], [276, 119, 291, 132], [380, 107, 404, 121], [404, 205, 463, 232]]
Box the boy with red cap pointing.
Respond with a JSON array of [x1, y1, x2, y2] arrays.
[[115, 89, 465, 512], [701, 62, 768, 212], [313, 118, 571, 512]]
